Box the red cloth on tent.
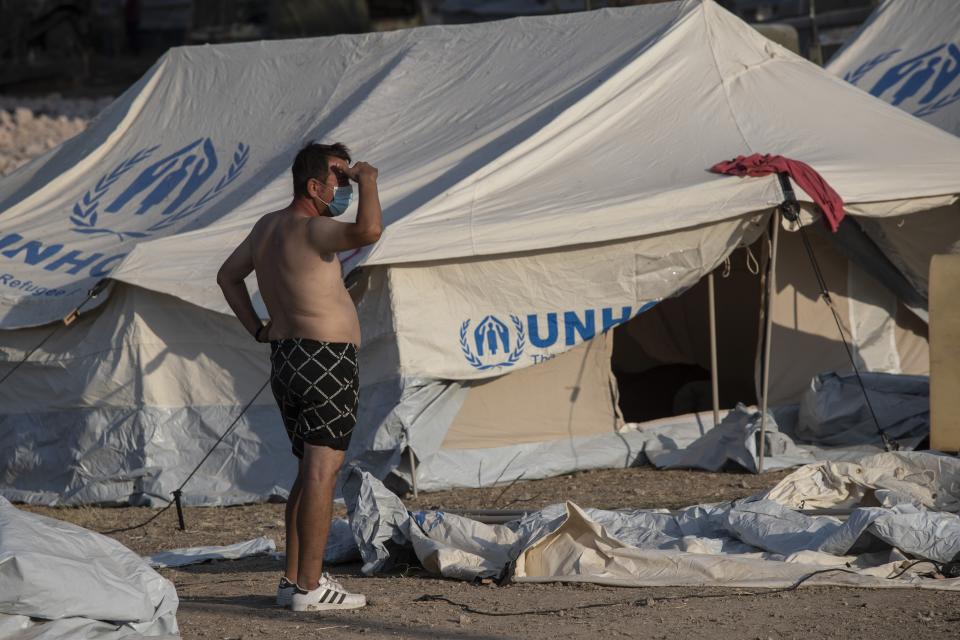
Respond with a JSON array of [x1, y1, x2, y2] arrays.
[[710, 154, 845, 232]]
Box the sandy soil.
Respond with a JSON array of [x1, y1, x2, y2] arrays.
[[21, 466, 960, 639]]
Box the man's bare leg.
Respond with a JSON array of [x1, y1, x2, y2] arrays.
[[295, 443, 345, 590], [284, 471, 303, 581]]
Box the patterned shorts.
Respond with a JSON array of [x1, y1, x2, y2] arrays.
[[269, 338, 359, 458]]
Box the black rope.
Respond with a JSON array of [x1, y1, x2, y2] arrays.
[[775, 173, 892, 452], [0, 277, 279, 533], [415, 567, 874, 617], [0, 277, 270, 534], [100, 377, 270, 534], [0, 280, 109, 387], [886, 559, 944, 580], [416, 560, 956, 617]]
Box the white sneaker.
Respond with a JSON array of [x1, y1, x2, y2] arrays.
[[276, 576, 296, 608], [291, 573, 366, 612]]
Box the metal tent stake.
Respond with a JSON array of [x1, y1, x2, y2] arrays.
[[173, 489, 186, 531], [708, 272, 721, 430], [408, 447, 419, 499], [758, 209, 782, 474]]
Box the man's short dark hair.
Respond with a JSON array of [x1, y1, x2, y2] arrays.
[[292, 141, 351, 198]]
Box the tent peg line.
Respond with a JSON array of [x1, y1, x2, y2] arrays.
[[0, 279, 109, 388], [416, 562, 954, 617], [101, 377, 270, 535], [774, 173, 892, 453]]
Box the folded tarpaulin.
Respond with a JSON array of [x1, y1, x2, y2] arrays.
[[645, 404, 816, 472], [145, 537, 276, 569], [711, 154, 845, 231], [343, 453, 960, 590], [0, 497, 179, 640]]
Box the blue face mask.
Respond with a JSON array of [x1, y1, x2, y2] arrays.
[[323, 186, 353, 216]]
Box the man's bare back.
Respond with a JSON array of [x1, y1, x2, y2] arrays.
[[216, 152, 381, 346], [251, 211, 361, 344]]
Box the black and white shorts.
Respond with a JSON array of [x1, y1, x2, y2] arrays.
[[269, 338, 359, 458]]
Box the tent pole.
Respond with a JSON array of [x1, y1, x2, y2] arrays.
[[708, 272, 720, 430], [758, 210, 781, 474], [408, 447, 419, 499]]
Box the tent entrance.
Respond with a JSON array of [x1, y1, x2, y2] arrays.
[[612, 247, 763, 424]]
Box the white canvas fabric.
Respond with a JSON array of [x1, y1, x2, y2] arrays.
[[0, 497, 179, 639], [341, 454, 960, 590], [826, 0, 960, 347], [827, 0, 960, 137], [4, 0, 960, 330], [145, 536, 276, 569], [4, 0, 960, 504]]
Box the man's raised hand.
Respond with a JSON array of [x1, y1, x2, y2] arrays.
[[339, 161, 378, 183]]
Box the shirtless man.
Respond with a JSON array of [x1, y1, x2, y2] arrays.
[[217, 142, 381, 613]]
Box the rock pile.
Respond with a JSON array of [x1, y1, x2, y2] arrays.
[[0, 95, 112, 177]]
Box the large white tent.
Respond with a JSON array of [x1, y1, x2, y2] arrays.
[[2, 0, 960, 505]]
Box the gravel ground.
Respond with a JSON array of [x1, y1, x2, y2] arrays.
[[20, 466, 960, 640], [0, 94, 111, 176]]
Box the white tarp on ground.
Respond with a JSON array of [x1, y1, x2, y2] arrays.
[[645, 404, 815, 472], [340, 452, 960, 590], [796, 372, 929, 447], [145, 536, 275, 569], [0, 497, 179, 640], [4, 0, 960, 506]]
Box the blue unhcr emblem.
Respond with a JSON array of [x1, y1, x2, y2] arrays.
[[845, 44, 960, 119], [70, 138, 250, 241], [459, 314, 525, 371]]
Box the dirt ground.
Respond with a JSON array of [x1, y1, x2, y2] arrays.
[[21, 466, 960, 639]]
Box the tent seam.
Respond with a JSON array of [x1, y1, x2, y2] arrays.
[[468, 182, 479, 254], [701, 1, 784, 205], [701, 3, 753, 155]]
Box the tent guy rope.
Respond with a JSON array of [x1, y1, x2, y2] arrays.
[[0, 279, 109, 387]]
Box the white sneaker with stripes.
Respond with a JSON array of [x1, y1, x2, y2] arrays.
[[276, 576, 296, 608], [291, 573, 366, 612]]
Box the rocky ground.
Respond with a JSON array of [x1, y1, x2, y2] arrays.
[[21, 466, 960, 640], [0, 95, 111, 176]]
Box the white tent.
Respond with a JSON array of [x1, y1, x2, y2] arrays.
[[2, 0, 960, 505], [828, 0, 960, 138], [793, 0, 960, 407]]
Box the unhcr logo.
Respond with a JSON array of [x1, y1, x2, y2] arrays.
[[459, 315, 526, 371], [844, 43, 960, 118], [459, 303, 657, 371], [70, 137, 250, 241]]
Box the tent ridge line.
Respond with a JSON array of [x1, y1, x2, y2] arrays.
[[701, 1, 756, 158]]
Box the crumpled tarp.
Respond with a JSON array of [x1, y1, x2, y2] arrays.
[[146, 537, 276, 569], [763, 451, 960, 512], [0, 497, 180, 640], [646, 404, 816, 472], [146, 522, 360, 571], [513, 502, 953, 589], [797, 372, 929, 447], [341, 452, 960, 590]]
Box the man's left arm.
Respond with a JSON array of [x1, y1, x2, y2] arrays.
[[217, 232, 267, 341]]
